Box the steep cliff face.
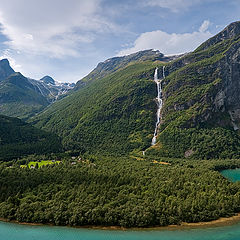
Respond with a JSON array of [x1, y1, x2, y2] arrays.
[[147, 21, 240, 159], [216, 40, 240, 129], [162, 22, 240, 124]]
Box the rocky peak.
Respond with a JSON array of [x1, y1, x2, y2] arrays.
[[0, 59, 15, 81], [198, 21, 240, 51], [40, 75, 55, 85]]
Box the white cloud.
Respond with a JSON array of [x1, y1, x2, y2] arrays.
[[144, 0, 202, 12], [144, 0, 223, 12], [0, 0, 118, 58], [199, 20, 210, 32], [117, 21, 213, 56]]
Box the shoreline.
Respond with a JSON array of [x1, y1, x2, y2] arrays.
[[1, 213, 240, 231]]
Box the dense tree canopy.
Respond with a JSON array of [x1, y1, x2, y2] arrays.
[[0, 155, 240, 227], [0, 115, 62, 160]]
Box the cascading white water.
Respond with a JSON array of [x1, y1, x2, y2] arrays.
[[151, 66, 165, 145]]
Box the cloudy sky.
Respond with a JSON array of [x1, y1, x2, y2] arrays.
[[0, 0, 239, 82]]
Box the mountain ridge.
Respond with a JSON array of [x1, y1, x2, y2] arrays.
[[75, 49, 182, 90], [197, 20, 240, 51]]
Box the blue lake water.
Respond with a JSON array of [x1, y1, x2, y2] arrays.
[[1, 221, 240, 240], [221, 168, 240, 182]]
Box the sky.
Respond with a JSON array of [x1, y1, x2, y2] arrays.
[[0, 0, 239, 83]]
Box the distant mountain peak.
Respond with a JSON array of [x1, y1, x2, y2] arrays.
[[0, 58, 15, 81], [0, 58, 10, 64], [0, 61, 75, 119], [40, 75, 55, 85]]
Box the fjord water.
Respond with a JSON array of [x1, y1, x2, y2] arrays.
[[221, 168, 240, 182], [151, 67, 164, 145], [1, 221, 240, 240]]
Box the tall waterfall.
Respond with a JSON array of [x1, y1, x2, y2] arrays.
[[151, 66, 165, 145]]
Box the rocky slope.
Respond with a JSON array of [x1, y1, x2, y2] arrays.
[[29, 75, 75, 102]]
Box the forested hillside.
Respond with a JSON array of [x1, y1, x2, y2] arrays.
[[0, 115, 62, 160], [31, 62, 159, 155], [1, 21, 240, 229]]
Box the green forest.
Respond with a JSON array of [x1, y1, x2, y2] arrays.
[[0, 155, 240, 227], [0, 115, 62, 160]]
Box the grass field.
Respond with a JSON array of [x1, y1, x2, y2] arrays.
[[20, 160, 61, 168]]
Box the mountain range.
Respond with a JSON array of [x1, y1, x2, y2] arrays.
[[1, 21, 240, 160], [0, 59, 75, 119], [30, 21, 240, 159]]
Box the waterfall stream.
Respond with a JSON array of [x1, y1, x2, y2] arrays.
[[151, 66, 165, 145]]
